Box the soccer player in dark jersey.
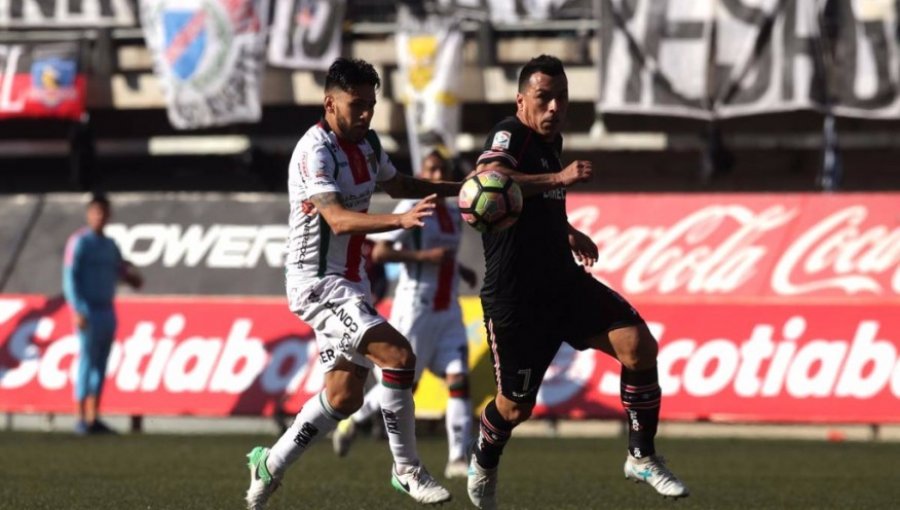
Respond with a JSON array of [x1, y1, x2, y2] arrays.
[[466, 55, 689, 509]]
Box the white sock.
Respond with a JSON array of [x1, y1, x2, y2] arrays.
[[266, 391, 346, 477], [380, 368, 419, 470], [446, 396, 472, 462], [352, 384, 383, 424]]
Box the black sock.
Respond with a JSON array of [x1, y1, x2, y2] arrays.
[[473, 400, 514, 469], [621, 366, 661, 458]]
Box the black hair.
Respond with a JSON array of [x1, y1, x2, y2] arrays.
[[325, 58, 381, 92], [88, 192, 110, 209], [518, 55, 566, 92]]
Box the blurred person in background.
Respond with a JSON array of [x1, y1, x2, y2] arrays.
[[331, 147, 477, 480], [63, 193, 143, 435], [466, 55, 689, 509], [244, 58, 462, 509]]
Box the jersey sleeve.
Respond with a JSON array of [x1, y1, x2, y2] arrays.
[[299, 144, 341, 198], [62, 234, 89, 315], [375, 152, 398, 182], [367, 200, 414, 243], [476, 120, 531, 171]]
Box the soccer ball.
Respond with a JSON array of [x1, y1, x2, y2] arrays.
[[458, 170, 523, 233]]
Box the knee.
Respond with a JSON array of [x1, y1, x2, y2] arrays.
[[381, 346, 416, 371], [615, 325, 658, 371]]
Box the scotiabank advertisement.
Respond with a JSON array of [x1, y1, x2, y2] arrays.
[[1, 193, 898, 423]]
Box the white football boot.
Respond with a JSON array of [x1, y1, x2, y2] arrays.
[[466, 457, 498, 510], [624, 454, 690, 498], [391, 463, 452, 504], [245, 447, 281, 510], [332, 418, 357, 457]]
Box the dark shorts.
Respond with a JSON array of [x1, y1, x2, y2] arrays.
[[482, 273, 642, 404]]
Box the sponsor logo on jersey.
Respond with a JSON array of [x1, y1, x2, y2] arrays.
[[542, 188, 565, 200], [491, 130, 511, 150]]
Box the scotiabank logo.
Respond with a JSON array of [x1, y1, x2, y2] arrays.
[[567, 194, 900, 298], [0, 297, 325, 415], [104, 224, 288, 269], [2, 297, 899, 422]]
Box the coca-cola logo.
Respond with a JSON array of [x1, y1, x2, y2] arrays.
[[567, 198, 900, 297]]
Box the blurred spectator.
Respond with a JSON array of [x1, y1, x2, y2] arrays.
[[62, 193, 143, 435]]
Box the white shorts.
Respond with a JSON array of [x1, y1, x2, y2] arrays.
[[287, 275, 386, 372], [390, 295, 468, 380]]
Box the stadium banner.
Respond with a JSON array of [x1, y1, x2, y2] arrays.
[[267, 0, 345, 70], [0, 42, 86, 120], [140, 0, 270, 129], [396, 12, 463, 174], [1, 193, 291, 297], [599, 0, 900, 118], [0, 0, 138, 27], [1, 295, 899, 423], [565, 193, 900, 300], [436, 0, 592, 23]]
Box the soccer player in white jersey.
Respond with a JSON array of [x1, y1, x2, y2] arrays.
[[245, 58, 460, 509], [332, 149, 477, 480]]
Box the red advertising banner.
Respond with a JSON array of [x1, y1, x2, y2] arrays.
[[1, 295, 898, 423], [566, 193, 900, 300], [1, 194, 897, 422], [0, 43, 86, 120]]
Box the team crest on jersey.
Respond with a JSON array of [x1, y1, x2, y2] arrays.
[[492, 130, 511, 150]]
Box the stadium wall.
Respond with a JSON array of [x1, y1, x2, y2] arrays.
[[1, 192, 898, 423]]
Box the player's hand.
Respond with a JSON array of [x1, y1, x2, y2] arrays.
[[400, 194, 437, 229], [559, 160, 593, 187], [568, 228, 598, 268], [75, 313, 88, 330], [122, 262, 144, 290], [459, 265, 478, 288], [419, 247, 454, 264], [300, 200, 318, 216]]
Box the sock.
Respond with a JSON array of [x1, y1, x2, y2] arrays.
[[446, 379, 472, 462], [473, 399, 514, 469], [380, 368, 419, 470], [266, 390, 346, 477], [352, 384, 383, 424], [620, 366, 661, 459]]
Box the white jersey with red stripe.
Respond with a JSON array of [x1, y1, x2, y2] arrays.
[[285, 121, 398, 285], [369, 198, 463, 312]]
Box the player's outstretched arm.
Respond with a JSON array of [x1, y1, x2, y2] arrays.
[[475, 160, 593, 197], [311, 192, 437, 235], [379, 172, 461, 199], [370, 241, 454, 265]]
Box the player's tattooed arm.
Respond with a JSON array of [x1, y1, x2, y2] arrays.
[[308, 191, 436, 235], [475, 160, 593, 197], [380, 172, 461, 199]]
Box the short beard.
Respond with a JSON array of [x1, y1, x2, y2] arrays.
[[336, 116, 363, 143]]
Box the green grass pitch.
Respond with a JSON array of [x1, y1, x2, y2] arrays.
[[2, 430, 899, 509]]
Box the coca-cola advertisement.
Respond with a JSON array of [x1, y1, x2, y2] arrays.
[[566, 193, 900, 299]]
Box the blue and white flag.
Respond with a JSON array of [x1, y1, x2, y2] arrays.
[[141, 0, 270, 129]]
